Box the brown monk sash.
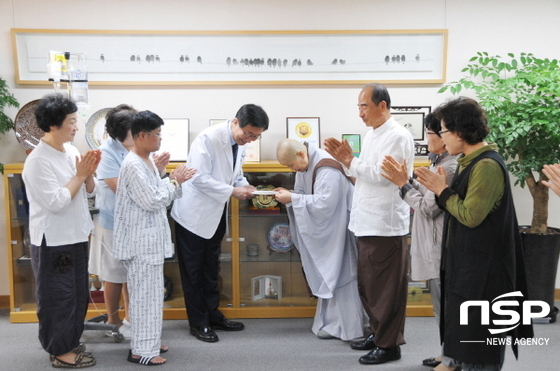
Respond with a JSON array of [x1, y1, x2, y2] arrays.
[[311, 158, 355, 194]]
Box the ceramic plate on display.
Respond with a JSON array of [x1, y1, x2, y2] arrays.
[[85, 108, 111, 149], [267, 222, 294, 252], [252, 190, 277, 195], [252, 185, 279, 209], [14, 99, 43, 151]]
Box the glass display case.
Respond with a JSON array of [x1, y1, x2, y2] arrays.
[[234, 162, 316, 318], [4, 159, 433, 323]]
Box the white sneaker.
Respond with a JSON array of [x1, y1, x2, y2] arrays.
[[117, 322, 131, 338], [105, 320, 131, 339]]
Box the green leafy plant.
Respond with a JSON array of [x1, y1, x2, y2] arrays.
[[439, 52, 560, 234], [0, 76, 20, 173]]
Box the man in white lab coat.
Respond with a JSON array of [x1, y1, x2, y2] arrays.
[[171, 104, 269, 342]]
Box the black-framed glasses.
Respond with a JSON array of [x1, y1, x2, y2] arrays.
[[438, 129, 450, 135]]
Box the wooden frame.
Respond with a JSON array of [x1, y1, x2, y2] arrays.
[[287, 117, 321, 148], [12, 29, 448, 86]]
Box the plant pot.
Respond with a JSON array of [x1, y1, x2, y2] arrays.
[[520, 226, 560, 323]]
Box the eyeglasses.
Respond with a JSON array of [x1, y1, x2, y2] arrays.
[[425, 131, 439, 136], [144, 131, 162, 138], [438, 129, 450, 135], [242, 129, 261, 140]]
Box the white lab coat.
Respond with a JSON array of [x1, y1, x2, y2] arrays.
[[171, 121, 248, 239]]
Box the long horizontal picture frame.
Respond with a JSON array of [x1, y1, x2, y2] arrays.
[[12, 29, 448, 86]]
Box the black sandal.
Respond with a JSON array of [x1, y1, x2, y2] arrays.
[[127, 350, 166, 366], [51, 352, 96, 368]]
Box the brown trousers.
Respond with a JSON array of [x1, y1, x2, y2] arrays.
[[357, 235, 409, 348]]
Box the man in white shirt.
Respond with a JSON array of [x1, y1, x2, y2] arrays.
[[171, 104, 269, 342], [324, 83, 415, 365]]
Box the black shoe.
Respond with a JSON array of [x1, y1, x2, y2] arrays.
[[350, 334, 376, 351], [422, 357, 441, 367], [190, 326, 219, 342], [359, 346, 401, 365], [210, 318, 245, 331]]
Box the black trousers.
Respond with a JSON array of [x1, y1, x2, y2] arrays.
[[175, 209, 227, 327], [30, 237, 89, 356]]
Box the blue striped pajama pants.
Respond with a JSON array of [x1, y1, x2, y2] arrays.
[[124, 259, 164, 357]]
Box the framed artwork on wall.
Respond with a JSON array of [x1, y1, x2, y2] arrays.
[[159, 118, 189, 162], [12, 29, 448, 86], [342, 134, 361, 157], [287, 117, 320, 148], [391, 106, 431, 142]]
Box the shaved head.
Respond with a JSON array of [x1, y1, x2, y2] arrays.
[[277, 139, 306, 162], [276, 139, 309, 172]]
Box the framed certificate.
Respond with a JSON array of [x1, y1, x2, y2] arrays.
[[342, 134, 361, 157], [287, 117, 320, 148], [159, 118, 190, 161]]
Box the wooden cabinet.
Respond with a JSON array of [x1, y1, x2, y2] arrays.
[[4, 160, 432, 323]]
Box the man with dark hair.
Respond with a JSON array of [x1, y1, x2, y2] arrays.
[[324, 83, 415, 365], [113, 110, 195, 365], [171, 103, 269, 342]]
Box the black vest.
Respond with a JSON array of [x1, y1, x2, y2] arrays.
[[440, 150, 533, 364]]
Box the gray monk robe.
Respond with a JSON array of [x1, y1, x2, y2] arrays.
[[286, 145, 364, 340]]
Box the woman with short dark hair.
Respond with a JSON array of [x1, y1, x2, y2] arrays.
[[415, 97, 533, 371], [88, 104, 136, 339], [23, 93, 101, 368]]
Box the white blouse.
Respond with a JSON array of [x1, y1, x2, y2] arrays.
[[22, 140, 97, 246]]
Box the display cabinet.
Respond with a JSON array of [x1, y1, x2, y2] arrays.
[[4, 159, 432, 323]]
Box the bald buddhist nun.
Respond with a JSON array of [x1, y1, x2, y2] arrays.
[[275, 139, 365, 340]]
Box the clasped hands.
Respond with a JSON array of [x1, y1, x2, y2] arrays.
[[323, 138, 354, 168], [76, 150, 102, 181], [381, 155, 448, 196], [170, 165, 196, 185]]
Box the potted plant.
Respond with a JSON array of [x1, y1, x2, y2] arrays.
[[0, 76, 20, 173], [439, 52, 560, 321]]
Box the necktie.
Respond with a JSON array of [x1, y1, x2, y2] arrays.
[[232, 143, 238, 169]]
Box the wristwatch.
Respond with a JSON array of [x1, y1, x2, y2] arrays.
[[170, 179, 179, 189]]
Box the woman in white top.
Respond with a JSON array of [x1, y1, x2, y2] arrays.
[[22, 93, 100, 368]]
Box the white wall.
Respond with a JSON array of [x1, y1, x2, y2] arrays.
[[1, 0, 560, 296]]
